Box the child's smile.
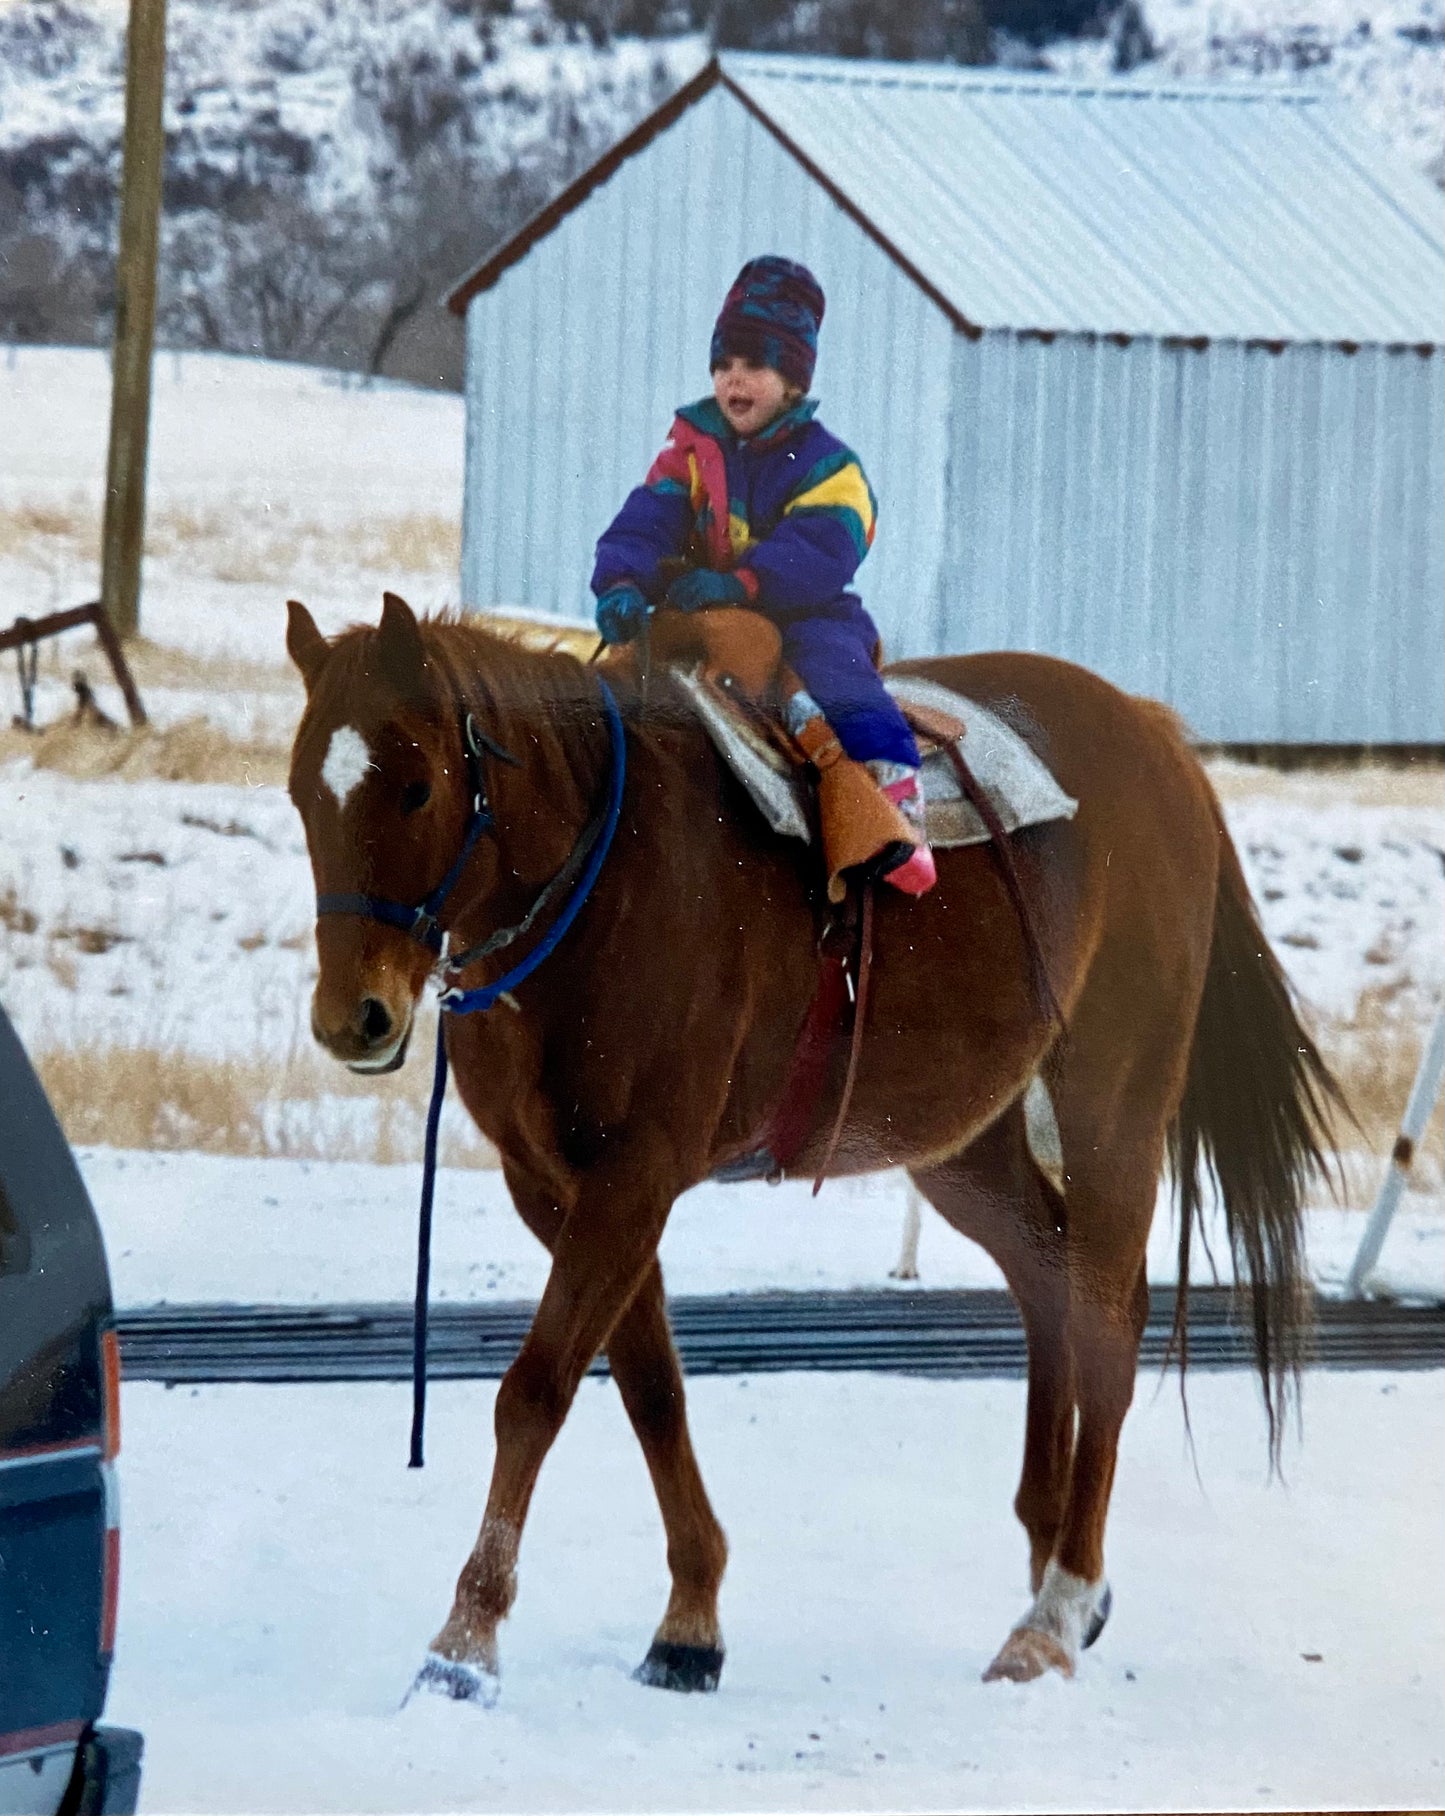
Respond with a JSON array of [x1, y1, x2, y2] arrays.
[[712, 355, 795, 437]]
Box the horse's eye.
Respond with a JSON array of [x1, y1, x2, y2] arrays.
[[401, 780, 431, 815]]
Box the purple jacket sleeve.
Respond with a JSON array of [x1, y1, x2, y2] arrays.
[[591, 480, 693, 600]]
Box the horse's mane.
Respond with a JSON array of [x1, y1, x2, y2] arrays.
[[301, 609, 645, 826], [305, 610, 593, 724]]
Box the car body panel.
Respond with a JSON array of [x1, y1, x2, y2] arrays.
[[0, 1009, 137, 1812]]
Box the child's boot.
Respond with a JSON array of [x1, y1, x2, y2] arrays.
[[869, 762, 937, 896]]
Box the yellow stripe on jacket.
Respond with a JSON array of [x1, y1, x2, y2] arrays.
[[783, 459, 877, 557]]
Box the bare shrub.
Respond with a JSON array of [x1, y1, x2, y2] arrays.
[[0, 885, 39, 936]]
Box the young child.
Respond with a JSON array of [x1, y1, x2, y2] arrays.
[[591, 254, 936, 896]]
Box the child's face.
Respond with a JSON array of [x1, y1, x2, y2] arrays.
[[712, 355, 796, 437]]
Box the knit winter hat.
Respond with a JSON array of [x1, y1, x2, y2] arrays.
[[710, 255, 825, 392]]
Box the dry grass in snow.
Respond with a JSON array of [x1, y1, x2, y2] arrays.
[[35, 1017, 497, 1171], [1316, 986, 1445, 1205], [0, 713, 289, 787]]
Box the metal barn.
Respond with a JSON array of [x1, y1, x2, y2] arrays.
[[447, 53, 1445, 744]]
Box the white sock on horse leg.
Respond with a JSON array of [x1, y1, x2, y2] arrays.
[[1016, 1560, 1107, 1656]]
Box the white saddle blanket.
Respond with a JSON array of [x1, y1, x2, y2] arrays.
[[673, 668, 1079, 849]]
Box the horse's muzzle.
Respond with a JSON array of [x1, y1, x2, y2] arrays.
[[310, 991, 415, 1073], [346, 1018, 412, 1075]]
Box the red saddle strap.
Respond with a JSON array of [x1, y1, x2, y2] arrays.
[[753, 883, 875, 1187], [812, 881, 875, 1194]]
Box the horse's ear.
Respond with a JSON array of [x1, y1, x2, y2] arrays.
[[286, 599, 328, 691], [377, 591, 429, 700]]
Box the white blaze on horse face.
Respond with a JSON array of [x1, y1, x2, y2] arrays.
[[320, 724, 373, 810]]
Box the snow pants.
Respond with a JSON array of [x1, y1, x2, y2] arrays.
[[780, 597, 920, 770]]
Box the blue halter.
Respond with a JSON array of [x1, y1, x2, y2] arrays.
[[314, 711, 508, 957], [313, 678, 627, 1467]]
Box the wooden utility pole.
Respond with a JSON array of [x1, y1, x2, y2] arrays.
[[100, 0, 168, 640]]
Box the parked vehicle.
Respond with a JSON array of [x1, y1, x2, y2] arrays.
[[1, 1005, 143, 1814]]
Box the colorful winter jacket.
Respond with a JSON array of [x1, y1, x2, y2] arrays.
[[590, 396, 877, 622]]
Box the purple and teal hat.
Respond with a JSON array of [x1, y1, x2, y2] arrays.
[[710, 255, 825, 392]]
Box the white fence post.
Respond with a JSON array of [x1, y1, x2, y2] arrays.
[[890, 1183, 923, 1281], [1346, 1008, 1445, 1299]]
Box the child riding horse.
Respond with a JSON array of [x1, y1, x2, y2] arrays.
[[592, 254, 936, 895], [286, 592, 1339, 1703]]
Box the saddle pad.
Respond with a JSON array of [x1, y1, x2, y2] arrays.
[[672, 668, 1079, 850]]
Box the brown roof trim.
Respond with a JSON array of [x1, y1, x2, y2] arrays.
[[445, 60, 724, 315], [716, 67, 982, 340]]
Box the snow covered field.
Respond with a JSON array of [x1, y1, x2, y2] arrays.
[[105, 1369, 1445, 1812], [80, 1143, 1445, 1306], [0, 345, 467, 665]]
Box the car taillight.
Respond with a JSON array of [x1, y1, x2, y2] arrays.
[[102, 1326, 121, 1462], [101, 1517, 121, 1656]]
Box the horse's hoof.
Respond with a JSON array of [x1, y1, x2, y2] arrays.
[[404, 1649, 500, 1708], [982, 1626, 1074, 1684], [633, 1640, 724, 1693], [1082, 1582, 1113, 1650]]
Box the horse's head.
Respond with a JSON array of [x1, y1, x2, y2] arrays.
[[286, 592, 490, 1073]]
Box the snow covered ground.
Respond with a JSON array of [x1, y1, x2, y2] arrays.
[[80, 1143, 1445, 1305], [104, 1368, 1445, 1812], [0, 345, 467, 665]]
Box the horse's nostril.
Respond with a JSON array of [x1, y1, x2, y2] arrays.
[[360, 997, 393, 1045]]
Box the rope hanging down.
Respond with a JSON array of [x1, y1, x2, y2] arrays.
[[408, 679, 628, 1467]]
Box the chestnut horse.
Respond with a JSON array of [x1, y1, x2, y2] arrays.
[[285, 593, 1339, 1701]]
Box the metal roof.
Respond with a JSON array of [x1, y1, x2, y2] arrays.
[[446, 52, 1445, 348]]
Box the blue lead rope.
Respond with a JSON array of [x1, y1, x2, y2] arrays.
[[408, 679, 627, 1467]]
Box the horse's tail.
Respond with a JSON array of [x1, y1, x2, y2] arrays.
[[1167, 796, 1346, 1462]]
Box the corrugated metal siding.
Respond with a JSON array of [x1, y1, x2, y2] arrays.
[[462, 86, 955, 654], [722, 54, 1445, 347], [940, 332, 1445, 741]]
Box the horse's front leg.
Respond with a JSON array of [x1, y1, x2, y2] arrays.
[[414, 1143, 678, 1706], [609, 1261, 728, 1691], [497, 1164, 728, 1693]]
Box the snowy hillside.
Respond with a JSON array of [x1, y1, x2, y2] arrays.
[[0, 0, 695, 217], [0, 0, 701, 378], [0, 0, 1439, 382], [1049, 0, 1445, 183]]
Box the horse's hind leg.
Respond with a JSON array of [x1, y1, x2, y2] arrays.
[[981, 1140, 1157, 1684], [608, 1264, 728, 1691], [910, 1104, 1077, 1599]]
